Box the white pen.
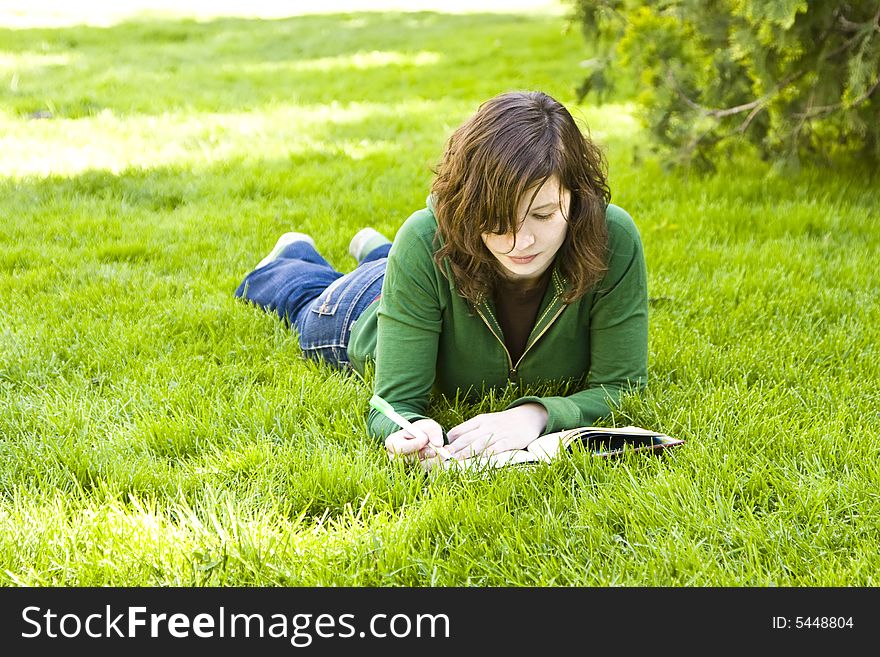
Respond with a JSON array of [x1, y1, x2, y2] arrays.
[[369, 394, 454, 461]]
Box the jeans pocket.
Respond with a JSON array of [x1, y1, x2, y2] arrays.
[[297, 260, 385, 369], [308, 274, 346, 317], [310, 299, 340, 316]]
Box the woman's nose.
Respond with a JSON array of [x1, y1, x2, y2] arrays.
[[513, 228, 536, 250]]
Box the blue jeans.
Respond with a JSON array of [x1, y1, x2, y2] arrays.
[[234, 241, 390, 369]]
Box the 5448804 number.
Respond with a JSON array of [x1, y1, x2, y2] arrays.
[[795, 617, 853, 629]]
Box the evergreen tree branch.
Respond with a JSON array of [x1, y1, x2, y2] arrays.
[[794, 74, 880, 119], [837, 5, 880, 33]]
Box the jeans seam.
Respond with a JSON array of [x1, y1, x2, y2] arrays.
[[341, 265, 385, 340]]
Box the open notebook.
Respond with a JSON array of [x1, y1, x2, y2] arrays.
[[431, 425, 684, 472]]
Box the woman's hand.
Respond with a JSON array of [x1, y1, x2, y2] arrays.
[[384, 418, 446, 463], [444, 403, 549, 460]]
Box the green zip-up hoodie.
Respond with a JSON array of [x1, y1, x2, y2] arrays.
[[348, 197, 648, 441]]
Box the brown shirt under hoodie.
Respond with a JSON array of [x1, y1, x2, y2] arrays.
[[493, 267, 554, 365]]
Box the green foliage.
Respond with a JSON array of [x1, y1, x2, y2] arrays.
[[569, 0, 880, 168]]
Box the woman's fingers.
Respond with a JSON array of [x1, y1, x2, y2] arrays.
[[447, 407, 544, 458], [422, 423, 446, 448], [446, 415, 484, 442], [481, 438, 513, 457], [385, 419, 447, 463], [385, 431, 429, 458], [447, 428, 496, 459]]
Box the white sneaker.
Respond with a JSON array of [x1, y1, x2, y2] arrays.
[[348, 227, 391, 262], [255, 232, 316, 270]]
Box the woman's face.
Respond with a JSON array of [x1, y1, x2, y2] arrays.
[[481, 176, 570, 285]]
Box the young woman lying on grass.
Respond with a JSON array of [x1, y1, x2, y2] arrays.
[[235, 90, 648, 465]]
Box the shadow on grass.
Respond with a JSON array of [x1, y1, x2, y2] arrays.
[[0, 146, 435, 281], [0, 11, 586, 118]]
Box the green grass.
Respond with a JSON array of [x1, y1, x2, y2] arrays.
[[1, 6, 879, 586]]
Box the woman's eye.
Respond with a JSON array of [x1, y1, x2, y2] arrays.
[[532, 213, 553, 221]]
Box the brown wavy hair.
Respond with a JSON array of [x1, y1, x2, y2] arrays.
[[431, 90, 610, 306]]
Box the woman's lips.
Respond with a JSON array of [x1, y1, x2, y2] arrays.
[[508, 254, 538, 265]]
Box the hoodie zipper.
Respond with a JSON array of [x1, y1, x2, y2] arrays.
[[474, 306, 514, 374], [475, 296, 566, 381], [511, 302, 566, 377]]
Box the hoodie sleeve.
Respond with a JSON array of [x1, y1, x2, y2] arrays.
[[367, 211, 443, 440]]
